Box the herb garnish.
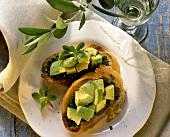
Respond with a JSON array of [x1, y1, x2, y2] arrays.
[[109, 125, 113, 130], [32, 87, 56, 112], [19, 0, 123, 55], [59, 42, 85, 60]]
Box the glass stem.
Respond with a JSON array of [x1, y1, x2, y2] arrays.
[[122, 23, 137, 35]]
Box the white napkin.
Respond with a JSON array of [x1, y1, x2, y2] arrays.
[[0, 0, 62, 93]]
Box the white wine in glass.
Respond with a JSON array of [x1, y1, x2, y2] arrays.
[[113, 0, 159, 43]]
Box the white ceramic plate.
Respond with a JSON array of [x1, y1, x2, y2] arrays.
[[18, 21, 156, 137]]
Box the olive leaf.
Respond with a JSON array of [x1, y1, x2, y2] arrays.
[[53, 27, 68, 39], [99, 0, 115, 9], [22, 43, 37, 55], [18, 27, 51, 36], [79, 13, 86, 30], [46, 0, 79, 13], [37, 31, 52, 46], [92, 4, 124, 17], [86, 0, 92, 4]]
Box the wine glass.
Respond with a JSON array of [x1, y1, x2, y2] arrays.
[[113, 0, 159, 43]]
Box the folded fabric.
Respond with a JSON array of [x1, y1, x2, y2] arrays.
[[0, 0, 62, 93]]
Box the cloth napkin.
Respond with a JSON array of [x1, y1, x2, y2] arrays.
[[0, 0, 169, 136], [0, 0, 62, 93]]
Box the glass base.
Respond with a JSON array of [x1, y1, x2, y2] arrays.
[[113, 18, 148, 43]]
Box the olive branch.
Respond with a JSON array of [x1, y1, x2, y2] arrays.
[[19, 0, 123, 55]]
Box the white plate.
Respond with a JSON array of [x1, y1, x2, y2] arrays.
[[18, 20, 156, 137]]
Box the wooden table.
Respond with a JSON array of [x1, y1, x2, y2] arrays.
[[0, 0, 169, 136]]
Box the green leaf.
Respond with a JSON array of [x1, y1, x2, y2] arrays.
[[40, 98, 47, 112], [32, 93, 41, 100], [76, 42, 85, 51], [86, 0, 92, 4], [39, 88, 45, 97], [53, 27, 68, 39], [46, 0, 79, 13], [79, 13, 86, 30], [63, 45, 72, 51], [25, 37, 36, 45], [99, 0, 114, 9], [56, 16, 68, 29], [37, 32, 52, 46], [22, 43, 37, 55], [24, 37, 41, 47], [69, 46, 76, 52], [103, 0, 115, 6], [19, 27, 51, 36], [58, 50, 71, 60], [92, 4, 124, 17], [46, 94, 57, 101]]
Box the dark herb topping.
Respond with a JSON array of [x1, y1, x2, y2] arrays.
[[102, 56, 109, 66]]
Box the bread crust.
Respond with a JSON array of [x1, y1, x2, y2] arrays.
[[41, 44, 120, 86], [62, 65, 124, 132]]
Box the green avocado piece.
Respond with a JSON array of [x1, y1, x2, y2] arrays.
[[79, 80, 95, 97], [75, 63, 89, 73], [96, 99, 106, 113], [77, 106, 94, 121], [78, 52, 91, 63], [91, 54, 102, 69], [93, 79, 104, 93], [85, 48, 98, 56], [105, 84, 115, 100], [94, 89, 103, 105], [75, 90, 93, 106], [66, 67, 76, 74], [67, 107, 82, 125], [63, 57, 77, 68], [86, 104, 95, 111], [50, 60, 66, 76]]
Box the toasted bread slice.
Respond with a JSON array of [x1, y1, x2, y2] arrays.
[[62, 65, 124, 132], [41, 44, 120, 86]]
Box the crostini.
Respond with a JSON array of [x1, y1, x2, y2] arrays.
[[62, 65, 124, 132], [41, 42, 120, 86]]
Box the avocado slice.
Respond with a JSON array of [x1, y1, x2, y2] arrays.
[[66, 67, 76, 74], [75, 63, 89, 73], [86, 104, 95, 111], [63, 57, 77, 68], [50, 60, 66, 76], [96, 99, 106, 113], [105, 84, 115, 100], [93, 79, 104, 93], [79, 80, 95, 97], [75, 90, 93, 106], [91, 54, 102, 69], [77, 106, 94, 121], [78, 52, 91, 63], [85, 48, 98, 56], [67, 107, 82, 125], [94, 89, 103, 105]]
